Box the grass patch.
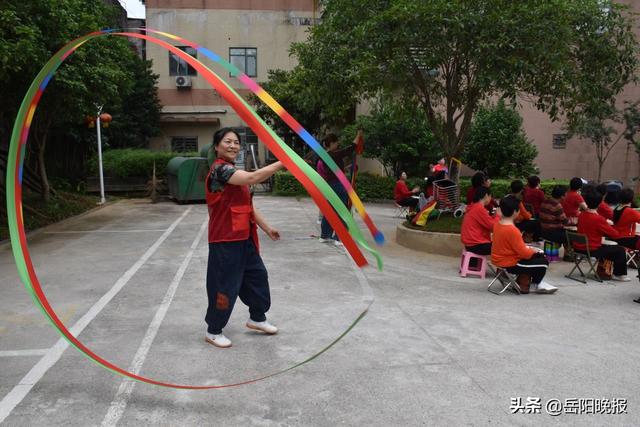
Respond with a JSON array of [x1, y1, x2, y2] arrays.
[[403, 213, 462, 234], [0, 190, 100, 241]]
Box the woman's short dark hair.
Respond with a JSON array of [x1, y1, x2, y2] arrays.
[[471, 172, 486, 188], [473, 186, 491, 203], [583, 189, 603, 209], [596, 183, 608, 196], [499, 195, 521, 217], [510, 180, 524, 194], [322, 133, 339, 148], [213, 127, 241, 146], [527, 176, 540, 188], [618, 188, 635, 204], [551, 185, 567, 199], [569, 177, 583, 191]]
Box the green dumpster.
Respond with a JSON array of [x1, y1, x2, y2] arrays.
[[166, 156, 209, 203], [200, 144, 215, 167]]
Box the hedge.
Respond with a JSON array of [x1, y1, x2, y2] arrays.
[[274, 172, 570, 202], [273, 171, 396, 201], [87, 149, 199, 179], [458, 178, 569, 201]]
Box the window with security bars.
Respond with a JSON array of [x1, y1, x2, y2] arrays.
[[169, 46, 197, 76], [171, 137, 198, 153], [552, 134, 567, 149], [229, 48, 257, 77]]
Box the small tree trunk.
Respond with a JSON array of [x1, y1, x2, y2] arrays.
[[38, 132, 51, 203]]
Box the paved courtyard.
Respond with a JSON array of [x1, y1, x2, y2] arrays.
[[0, 195, 639, 426]]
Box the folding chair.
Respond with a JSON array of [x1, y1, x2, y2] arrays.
[[487, 266, 521, 295], [626, 249, 639, 269], [565, 231, 603, 283], [394, 203, 409, 218]]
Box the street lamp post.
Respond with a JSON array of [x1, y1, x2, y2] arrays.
[[95, 105, 106, 204]]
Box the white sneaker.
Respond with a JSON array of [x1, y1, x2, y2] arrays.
[[333, 240, 344, 247], [246, 319, 278, 335], [535, 281, 558, 294], [612, 275, 631, 282], [205, 332, 232, 348], [319, 237, 331, 243]]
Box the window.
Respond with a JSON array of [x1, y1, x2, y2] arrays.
[[171, 137, 198, 153], [552, 134, 567, 149], [169, 46, 197, 76], [229, 48, 257, 77]]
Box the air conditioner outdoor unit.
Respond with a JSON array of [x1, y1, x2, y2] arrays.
[[175, 76, 192, 88]]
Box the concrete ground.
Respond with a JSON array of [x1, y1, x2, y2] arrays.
[[0, 195, 639, 426]]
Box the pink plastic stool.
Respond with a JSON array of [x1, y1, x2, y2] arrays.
[[459, 249, 488, 279]]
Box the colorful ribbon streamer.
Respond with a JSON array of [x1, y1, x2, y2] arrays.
[[141, 28, 385, 246], [6, 30, 377, 389]]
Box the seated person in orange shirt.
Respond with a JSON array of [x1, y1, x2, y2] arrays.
[[595, 183, 614, 220], [461, 187, 499, 256], [394, 171, 419, 210], [491, 195, 557, 294], [562, 177, 588, 224], [575, 188, 630, 281], [510, 180, 541, 241], [612, 187, 640, 250], [522, 175, 545, 217]]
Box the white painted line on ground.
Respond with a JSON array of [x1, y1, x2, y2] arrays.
[[44, 229, 166, 234], [0, 349, 49, 357], [0, 207, 193, 424], [101, 219, 207, 427]]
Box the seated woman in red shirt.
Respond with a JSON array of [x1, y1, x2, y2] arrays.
[[612, 188, 640, 250], [595, 183, 614, 220], [466, 171, 498, 213], [522, 175, 545, 216], [575, 189, 629, 281], [461, 187, 499, 255], [394, 171, 419, 210], [491, 196, 557, 294], [562, 177, 588, 224]]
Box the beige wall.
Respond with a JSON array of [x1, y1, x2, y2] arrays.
[[147, 5, 315, 154], [519, 0, 640, 184]]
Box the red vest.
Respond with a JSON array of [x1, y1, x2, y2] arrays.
[[205, 159, 259, 248]]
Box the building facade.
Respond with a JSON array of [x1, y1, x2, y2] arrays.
[[146, 0, 318, 168], [146, 0, 639, 183]]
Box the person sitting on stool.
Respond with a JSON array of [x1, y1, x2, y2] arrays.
[[491, 195, 557, 294], [575, 188, 630, 281], [394, 171, 420, 211], [461, 187, 499, 256]]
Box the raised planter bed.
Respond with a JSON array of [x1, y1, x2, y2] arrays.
[[396, 223, 462, 258]]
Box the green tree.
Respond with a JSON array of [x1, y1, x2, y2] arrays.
[[567, 100, 640, 182], [251, 68, 326, 152], [463, 100, 537, 179], [342, 99, 440, 177], [0, 0, 160, 201], [290, 0, 637, 161]]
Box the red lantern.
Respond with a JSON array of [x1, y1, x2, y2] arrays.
[[85, 115, 96, 128], [99, 112, 112, 128]]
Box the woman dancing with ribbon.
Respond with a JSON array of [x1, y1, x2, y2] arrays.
[[204, 127, 284, 348]]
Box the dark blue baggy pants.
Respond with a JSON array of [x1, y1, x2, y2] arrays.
[[205, 238, 270, 334], [320, 180, 349, 240]]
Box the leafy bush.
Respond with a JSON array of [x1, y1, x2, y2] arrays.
[[275, 171, 568, 202], [463, 100, 538, 179], [342, 99, 441, 178], [273, 171, 396, 200], [273, 171, 306, 195], [87, 149, 199, 178]]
